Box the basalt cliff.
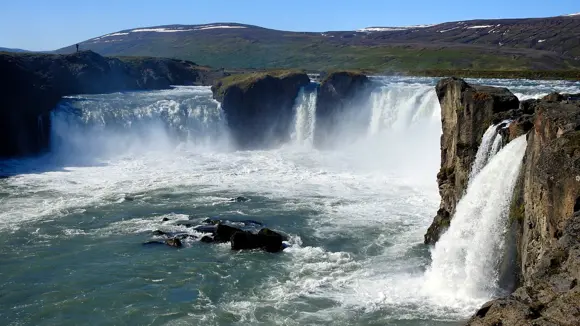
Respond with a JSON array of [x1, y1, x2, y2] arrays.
[[0, 50, 224, 158], [426, 77, 580, 325]]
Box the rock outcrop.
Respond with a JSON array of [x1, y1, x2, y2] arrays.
[[313, 71, 371, 148], [425, 78, 580, 325], [0, 50, 223, 158], [468, 96, 580, 326], [211, 71, 310, 149], [424, 77, 519, 245]]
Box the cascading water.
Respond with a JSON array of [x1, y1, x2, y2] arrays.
[[424, 135, 527, 305], [3, 76, 578, 326], [469, 124, 499, 180], [489, 133, 503, 159], [50, 86, 230, 159], [290, 87, 318, 146], [368, 84, 440, 135]]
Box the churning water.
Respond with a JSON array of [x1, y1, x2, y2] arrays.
[[0, 77, 578, 325]]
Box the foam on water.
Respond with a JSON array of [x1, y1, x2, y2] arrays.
[[1, 77, 579, 325]]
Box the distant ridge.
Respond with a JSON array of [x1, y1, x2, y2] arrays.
[[56, 15, 580, 71]]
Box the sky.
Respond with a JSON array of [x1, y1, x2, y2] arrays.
[[1, 0, 578, 50]]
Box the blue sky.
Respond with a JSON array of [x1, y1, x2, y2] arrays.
[[1, 0, 578, 50]]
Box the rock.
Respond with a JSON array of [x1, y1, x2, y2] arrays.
[[432, 78, 580, 323], [152, 230, 167, 236], [200, 235, 214, 243], [314, 71, 371, 148], [211, 71, 310, 149], [424, 77, 519, 245], [193, 224, 218, 233], [230, 196, 250, 202], [143, 238, 183, 248], [258, 228, 289, 242], [164, 238, 182, 248], [230, 231, 284, 253], [214, 223, 244, 242], [161, 217, 169, 222], [0, 50, 222, 158]]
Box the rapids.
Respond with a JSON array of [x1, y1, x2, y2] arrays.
[[0, 76, 578, 325]]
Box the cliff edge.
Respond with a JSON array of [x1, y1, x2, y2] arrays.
[[425, 77, 580, 325]]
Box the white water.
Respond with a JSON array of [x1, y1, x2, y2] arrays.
[[489, 133, 503, 159], [469, 124, 498, 180], [424, 135, 527, 306], [291, 88, 318, 146], [3, 77, 579, 325], [368, 85, 440, 135]]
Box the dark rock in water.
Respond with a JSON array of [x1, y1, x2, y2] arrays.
[[230, 231, 284, 253], [258, 228, 289, 242], [161, 217, 170, 222], [176, 220, 197, 228], [193, 224, 218, 234], [143, 238, 183, 248], [314, 71, 371, 148], [124, 195, 135, 201], [230, 196, 250, 203], [211, 72, 310, 149], [143, 240, 165, 246], [152, 230, 168, 236], [164, 238, 182, 248], [202, 217, 219, 224], [200, 235, 214, 243], [215, 224, 244, 242]]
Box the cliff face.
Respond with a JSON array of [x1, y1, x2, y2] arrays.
[[313, 71, 371, 148], [426, 78, 580, 325], [211, 72, 310, 149], [0, 51, 222, 158], [469, 97, 580, 326], [424, 77, 519, 245]]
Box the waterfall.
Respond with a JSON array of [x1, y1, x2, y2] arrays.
[[469, 125, 499, 181], [367, 85, 439, 135], [489, 133, 503, 159], [291, 88, 318, 146], [50, 87, 231, 158], [424, 135, 527, 302]]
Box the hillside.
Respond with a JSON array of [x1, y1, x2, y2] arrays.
[[55, 15, 580, 72]]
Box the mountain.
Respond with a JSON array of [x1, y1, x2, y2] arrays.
[[0, 47, 29, 53], [56, 15, 580, 71]]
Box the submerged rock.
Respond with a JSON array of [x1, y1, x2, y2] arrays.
[[230, 196, 250, 203]]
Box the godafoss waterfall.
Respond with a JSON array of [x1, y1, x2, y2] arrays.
[[1, 75, 579, 325]]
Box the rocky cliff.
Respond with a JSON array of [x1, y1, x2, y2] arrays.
[[0, 50, 223, 157], [211, 71, 310, 149], [425, 78, 580, 325], [468, 95, 580, 326], [313, 71, 371, 148], [424, 78, 520, 245]]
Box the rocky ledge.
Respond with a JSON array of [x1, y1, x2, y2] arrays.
[[211, 71, 310, 149], [314, 71, 371, 147], [0, 50, 224, 158], [425, 77, 580, 325]]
